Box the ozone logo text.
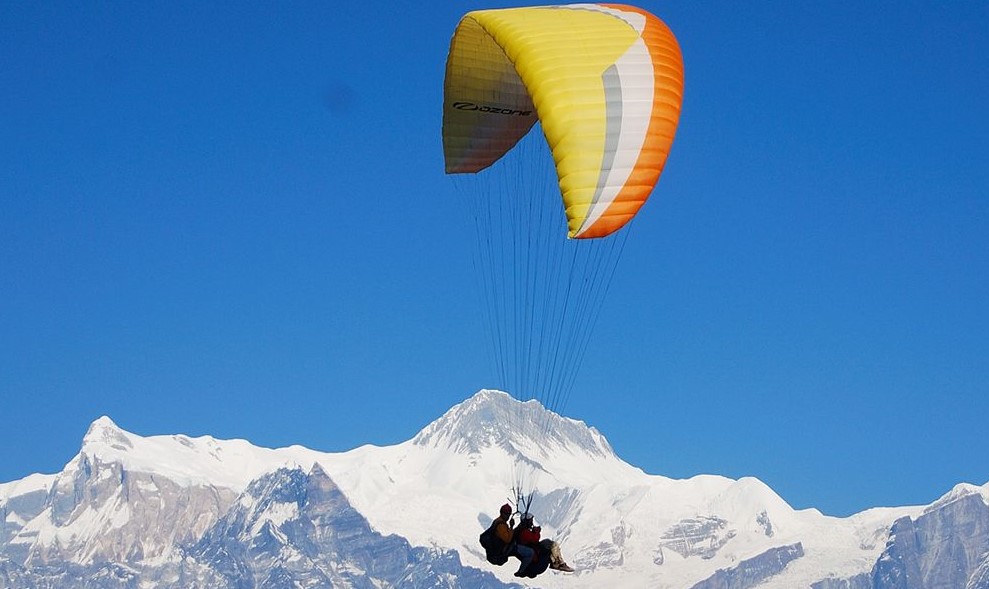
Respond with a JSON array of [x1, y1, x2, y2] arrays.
[[452, 102, 533, 116]]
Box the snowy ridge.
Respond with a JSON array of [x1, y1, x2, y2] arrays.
[[0, 473, 55, 503], [77, 415, 321, 490], [2, 390, 987, 588], [924, 481, 989, 514]]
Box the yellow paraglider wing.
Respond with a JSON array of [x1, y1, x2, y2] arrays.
[[443, 4, 684, 239]]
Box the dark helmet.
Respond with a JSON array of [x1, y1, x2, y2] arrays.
[[500, 504, 512, 516]]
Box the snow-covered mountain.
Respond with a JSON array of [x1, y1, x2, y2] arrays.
[[1, 389, 988, 588]]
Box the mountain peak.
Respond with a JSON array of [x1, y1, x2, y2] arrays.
[[926, 482, 989, 513], [82, 415, 133, 452], [412, 389, 614, 460]]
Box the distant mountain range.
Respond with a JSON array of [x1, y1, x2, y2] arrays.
[[1, 390, 987, 588]]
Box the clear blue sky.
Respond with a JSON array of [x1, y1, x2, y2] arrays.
[[2, 1, 986, 517]]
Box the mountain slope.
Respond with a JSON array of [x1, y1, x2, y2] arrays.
[[188, 464, 508, 588], [0, 424, 513, 588]]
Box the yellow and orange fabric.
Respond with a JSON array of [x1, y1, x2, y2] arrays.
[[443, 3, 684, 239]]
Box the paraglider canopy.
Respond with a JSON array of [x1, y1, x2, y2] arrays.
[[443, 3, 684, 239], [443, 2, 684, 518]]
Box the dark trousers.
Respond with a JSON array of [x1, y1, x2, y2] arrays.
[[515, 544, 534, 572]]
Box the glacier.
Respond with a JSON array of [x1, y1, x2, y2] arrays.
[[1, 389, 987, 588]]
